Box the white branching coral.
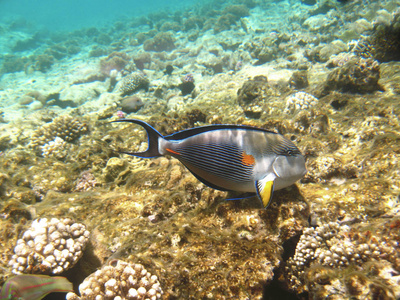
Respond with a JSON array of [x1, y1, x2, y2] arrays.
[[285, 222, 399, 295], [284, 91, 318, 114], [40, 137, 68, 159], [66, 260, 163, 300], [9, 218, 90, 275]]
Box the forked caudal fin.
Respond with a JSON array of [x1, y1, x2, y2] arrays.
[[111, 119, 163, 158]]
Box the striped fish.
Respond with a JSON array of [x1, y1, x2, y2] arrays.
[[113, 119, 306, 208]]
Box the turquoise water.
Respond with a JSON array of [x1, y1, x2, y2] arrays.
[[0, 0, 206, 32]]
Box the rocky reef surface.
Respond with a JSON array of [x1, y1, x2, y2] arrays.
[[0, 0, 400, 299]]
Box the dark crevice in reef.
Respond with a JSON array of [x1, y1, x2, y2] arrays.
[[282, 233, 302, 261], [263, 276, 303, 300], [263, 233, 305, 299]]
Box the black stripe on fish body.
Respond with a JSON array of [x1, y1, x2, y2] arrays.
[[166, 143, 255, 189]]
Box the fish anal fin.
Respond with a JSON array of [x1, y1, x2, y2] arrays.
[[256, 174, 275, 208]]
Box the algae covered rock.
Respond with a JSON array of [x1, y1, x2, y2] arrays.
[[354, 11, 400, 62], [143, 32, 176, 52], [289, 70, 309, 90], [102, 157, 130, 184], [320, 57, 381, 95], [237, 75, 278, 118]]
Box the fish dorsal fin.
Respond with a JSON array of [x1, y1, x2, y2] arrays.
[[255, 173, 276, 208], [164, 124, 277, 140]]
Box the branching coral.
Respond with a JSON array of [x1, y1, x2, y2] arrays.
[[9, 218, 90, 275], [117, 72, 150, 96], [66, 260, 163, 300], [30, 115, 88, 150], [284, 92, 318, 115], [284, 221, 400, 298], [40, 137, 68, 159]]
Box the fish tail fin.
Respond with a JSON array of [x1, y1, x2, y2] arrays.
[[112, 119, 164, 158]]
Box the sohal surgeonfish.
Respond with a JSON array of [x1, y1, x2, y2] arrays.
[[113, 119, 306, 208]]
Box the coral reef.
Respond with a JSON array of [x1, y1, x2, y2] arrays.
[[66, 259, 163, 300], [9, 218, 90, 275], [284, 92, 318, 115], [236, 75, 279, 118], [1, 0, 400, 299], [100, 52, 130, 76], [319, 57, 381, 96], [143, 32, 176, 52], [117, 72, 150, 96], [354, 12, 400, 62], [284, 221, 400, 299], [40, 137, 68, 159], [29, 115, 88, 150]]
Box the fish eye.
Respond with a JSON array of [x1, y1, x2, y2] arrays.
[[285, 147, 300, 156]]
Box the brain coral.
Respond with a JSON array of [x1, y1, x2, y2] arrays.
[[30, 115, 88, 150]]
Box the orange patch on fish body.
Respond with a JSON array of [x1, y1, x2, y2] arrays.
[[242, 152, 255, 166], [166, 148, 180, 155]]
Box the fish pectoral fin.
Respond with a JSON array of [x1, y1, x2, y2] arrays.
[[255, 174, 276, 208]]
